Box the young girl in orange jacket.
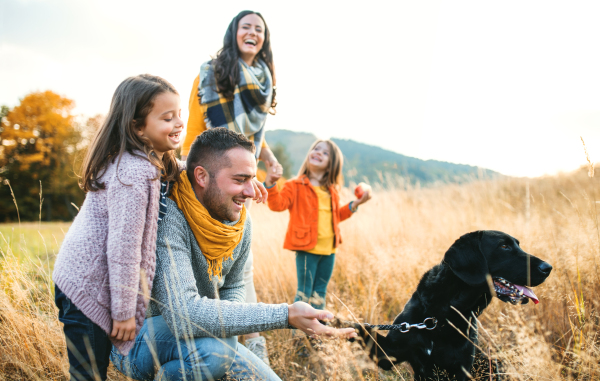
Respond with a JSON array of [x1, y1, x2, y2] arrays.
[[264, 140, 371, 309]]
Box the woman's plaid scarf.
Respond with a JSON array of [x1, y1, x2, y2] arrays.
[[198, 59, 273, 158]]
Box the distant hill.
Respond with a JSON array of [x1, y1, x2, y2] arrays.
[[265, 129, 499, 186]]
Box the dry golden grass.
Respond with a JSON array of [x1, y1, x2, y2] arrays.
[[2, 167, 600, 380]]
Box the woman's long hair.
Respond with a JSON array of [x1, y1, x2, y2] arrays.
[[213, 10, 277, 114], [298, 140, 344, 189], [80, 74, 180, 192]]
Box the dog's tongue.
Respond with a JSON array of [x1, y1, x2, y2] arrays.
[[515, 284, 539, 304]]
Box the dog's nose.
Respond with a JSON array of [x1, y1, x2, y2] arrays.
[[538, 262, 552, 275]]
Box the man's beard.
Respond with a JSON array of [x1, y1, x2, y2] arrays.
[[203, 181, 237, 222]]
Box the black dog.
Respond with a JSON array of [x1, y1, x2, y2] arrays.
[[354, 230, 552, 380]]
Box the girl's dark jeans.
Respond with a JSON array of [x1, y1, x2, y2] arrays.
[[55, 285, 112, 381], [294, 251, 336, 309]]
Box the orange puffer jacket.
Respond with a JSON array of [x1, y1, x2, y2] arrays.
[[266, 175, 354, 251]]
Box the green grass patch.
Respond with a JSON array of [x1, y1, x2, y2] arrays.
[[0, 222, 71, 265]]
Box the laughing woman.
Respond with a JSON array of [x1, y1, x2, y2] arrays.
[[180, 10, 282, 366]]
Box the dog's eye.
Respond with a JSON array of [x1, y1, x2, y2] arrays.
[[501, 245, 510, 250]]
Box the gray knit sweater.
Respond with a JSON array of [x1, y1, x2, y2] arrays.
[[148, 198, 289, 339]]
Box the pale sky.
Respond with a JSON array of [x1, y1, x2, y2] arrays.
[[1, 0, 599, 177]]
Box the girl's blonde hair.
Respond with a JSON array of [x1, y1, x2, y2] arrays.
[[297, 139, 344, 189], [80, 74, 180, 192]]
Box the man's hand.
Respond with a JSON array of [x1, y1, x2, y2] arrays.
[[111, 317, 136, 341], [288, 302, 357, 339], [251, 178, 268, 204]]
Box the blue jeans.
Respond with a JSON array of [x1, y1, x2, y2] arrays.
[[55, 285, 112, 381], [110, 315, 280, 381], [294, 251, 336, 310]]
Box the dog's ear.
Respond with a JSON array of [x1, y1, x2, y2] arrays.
[[443, 231, 489, 286]]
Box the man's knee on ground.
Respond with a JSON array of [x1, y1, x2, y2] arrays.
[[185, 336, 237, 378]]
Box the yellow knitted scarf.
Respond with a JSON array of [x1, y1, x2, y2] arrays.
[[169, 171, 246, 279]]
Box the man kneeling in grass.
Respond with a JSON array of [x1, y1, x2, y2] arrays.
[[110, 128, 356, 381]]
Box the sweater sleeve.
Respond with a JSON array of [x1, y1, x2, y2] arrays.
[[219, 217, 251, 303], [182, 75, 207, 156], [266, 180, 296, 212], [106, 166, 154, 321], [153, 206, 288, 339]]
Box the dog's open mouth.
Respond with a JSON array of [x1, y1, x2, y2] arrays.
[[493, 277, 539, 305]]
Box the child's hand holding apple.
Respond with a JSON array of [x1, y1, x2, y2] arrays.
[[352, 182, 372, 211]]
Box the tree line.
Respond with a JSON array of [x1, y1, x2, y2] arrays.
[[0, 91, 102, 222]]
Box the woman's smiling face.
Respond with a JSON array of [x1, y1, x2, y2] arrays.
[[236, 13, 265, 65]]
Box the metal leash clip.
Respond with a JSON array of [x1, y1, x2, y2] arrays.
[[403, 317, 438, 332], [365, 317, 438, 333]]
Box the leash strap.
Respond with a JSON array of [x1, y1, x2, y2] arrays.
[[355, 317, 438, 333]]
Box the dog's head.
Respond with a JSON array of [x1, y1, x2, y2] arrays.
[[443, 230, 552, 304]]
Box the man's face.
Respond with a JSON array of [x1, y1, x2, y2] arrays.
[[203, 147, 257, 222]]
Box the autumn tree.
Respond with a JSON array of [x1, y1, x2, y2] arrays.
[[0, 91, 85, 221]]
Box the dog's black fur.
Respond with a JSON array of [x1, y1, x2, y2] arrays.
[[355, 230, 552, 380]]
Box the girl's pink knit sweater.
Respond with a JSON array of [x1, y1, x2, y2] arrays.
[[53, 151, 160, 355]]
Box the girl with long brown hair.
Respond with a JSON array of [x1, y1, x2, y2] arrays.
[[53, 74, 184, 380]]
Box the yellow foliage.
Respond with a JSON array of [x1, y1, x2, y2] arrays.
[[0, 91, 85, 221], [1, 91, 76, 171]]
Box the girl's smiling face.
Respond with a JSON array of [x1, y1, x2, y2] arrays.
[[136, 92, 184, 159], [308, 142, 331, 172], [236, 13, 265, 65]]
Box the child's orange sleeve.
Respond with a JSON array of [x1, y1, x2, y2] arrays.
[[266, 181, 295, 211], [338, 201, 353, 222]]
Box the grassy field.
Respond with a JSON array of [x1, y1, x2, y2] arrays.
[[0, 222, 70, 262], [2, 167, 600, 380]]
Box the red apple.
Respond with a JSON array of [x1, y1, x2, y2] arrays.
[[355, 183, 366, 199]]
